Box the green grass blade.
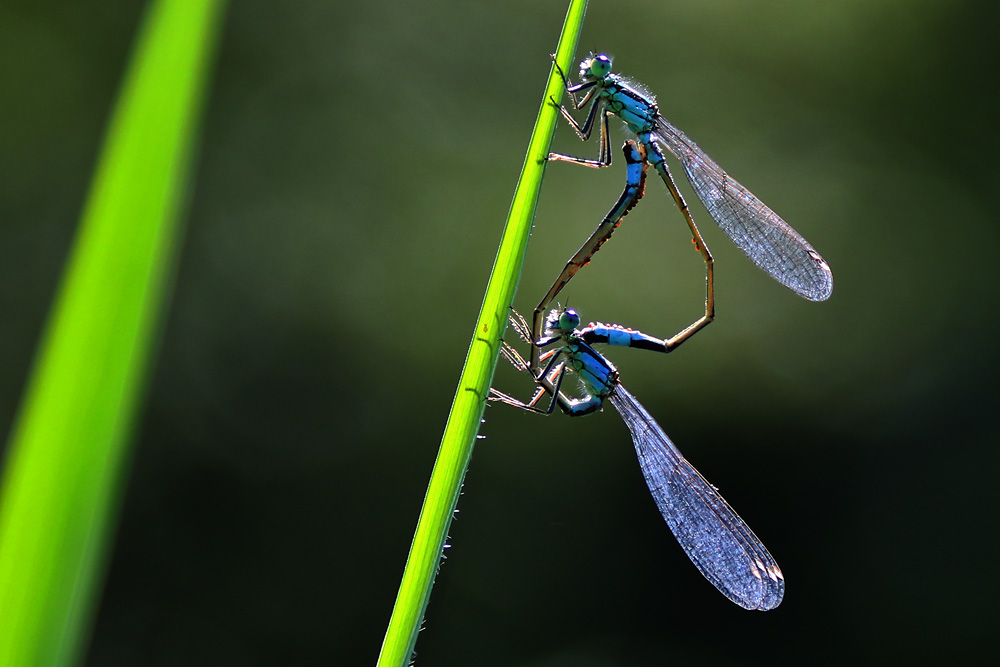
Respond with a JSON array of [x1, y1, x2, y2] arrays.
[[0, 1, 226, 665], [376, 1, 589, 665]]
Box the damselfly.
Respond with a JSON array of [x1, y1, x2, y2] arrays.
[[491, 308, 784, 610], [530, 139, 714, 373], [549, 53, 833, 303]]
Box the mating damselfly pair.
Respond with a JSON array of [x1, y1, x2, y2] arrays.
[[490, 53, 832, 611]]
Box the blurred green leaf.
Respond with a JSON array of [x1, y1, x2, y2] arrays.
[[0, 1, 225, 665]]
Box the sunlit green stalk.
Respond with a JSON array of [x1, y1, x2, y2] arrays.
[[375, 1, 589, 665]]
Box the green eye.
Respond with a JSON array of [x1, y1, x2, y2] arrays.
[[558, 309, 581, 331], [591, 54, 612, 78]]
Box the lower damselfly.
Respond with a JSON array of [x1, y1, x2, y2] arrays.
[[491, 308, 784, 611], [549, 53, 833, 302]]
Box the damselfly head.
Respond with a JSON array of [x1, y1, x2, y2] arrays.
[[580, 54, 612, 81], [545, 307, 581, 335]]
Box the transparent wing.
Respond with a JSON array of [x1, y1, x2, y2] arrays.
[[654, 116, 833, 301], [608, 385, 784, 610]]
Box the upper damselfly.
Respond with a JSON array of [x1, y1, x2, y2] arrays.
[[549, 54, 833, 303]]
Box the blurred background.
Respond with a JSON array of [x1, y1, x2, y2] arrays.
[[2, 0, 998, 664]]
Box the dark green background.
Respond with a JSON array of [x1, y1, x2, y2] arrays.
[[2, 1, 997, 664]]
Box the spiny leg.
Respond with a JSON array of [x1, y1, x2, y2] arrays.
[[490, 344, 571, 415], [491, 310, 585, 415], [548, 106, 612, 168], [549, 54, 597, 110], [546, 56, 614, 167]]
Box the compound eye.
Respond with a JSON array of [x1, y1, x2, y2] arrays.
[[558, 308, 581, 331], [590, 54, 612, 78]]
